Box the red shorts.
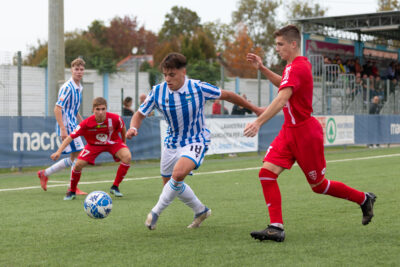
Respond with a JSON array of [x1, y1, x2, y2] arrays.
[[264, 117, 326, 184], [78, 142, 128, 165]]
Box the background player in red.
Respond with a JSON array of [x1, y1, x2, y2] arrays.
[[244, 25, 376, 242], [51, 97, 131, 200]]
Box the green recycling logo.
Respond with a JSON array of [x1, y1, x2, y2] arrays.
[[326, 118, 336, 144]]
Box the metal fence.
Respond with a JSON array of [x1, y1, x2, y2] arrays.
[[309, 54, 400, 115]]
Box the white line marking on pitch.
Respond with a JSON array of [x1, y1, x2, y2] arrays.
[[1, 153, 399, 192]]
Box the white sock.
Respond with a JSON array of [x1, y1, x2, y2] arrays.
[[152, 178, 182, 215], [44, 158, 73, 176], [270, 223, 284, 230], [177, 183, 205, 215]]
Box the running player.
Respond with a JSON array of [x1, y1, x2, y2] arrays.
[[126, 52, 263, 230], [37, 58, 85, 193], [244, 25, 376, 242], [51, 97, 131, 200]]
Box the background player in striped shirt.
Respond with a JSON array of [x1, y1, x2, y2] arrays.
[[244, 25, 376, 242], [51, 97, 131, 200], [37, 58, 86, 193], [126, 52, 264, 230]]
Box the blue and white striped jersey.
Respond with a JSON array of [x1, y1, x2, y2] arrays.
[[139, 77, 221, 148], [55, 78, 83, 135]]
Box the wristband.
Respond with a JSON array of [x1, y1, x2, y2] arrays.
[[130, 126, 137, 131]]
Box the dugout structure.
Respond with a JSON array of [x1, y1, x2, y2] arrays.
[[293, 11, 400, 115]]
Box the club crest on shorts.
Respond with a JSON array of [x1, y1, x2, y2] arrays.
[[308, 170, 317, 181]]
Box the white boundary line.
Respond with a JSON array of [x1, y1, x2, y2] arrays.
[[1, 153, 400, 193]]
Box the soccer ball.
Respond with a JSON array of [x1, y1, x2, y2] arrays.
[[83, 191, 113, 219]]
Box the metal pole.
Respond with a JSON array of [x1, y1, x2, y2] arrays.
[[257, 69, 261, 107], [135, 59, 139, 110], [386, 79, 390, 113], [220, 65, 225, 114], [121, 88, 124, 115], [17, 51, 22, 116]]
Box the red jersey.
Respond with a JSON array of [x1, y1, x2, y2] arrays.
[[71, 112, 125, 145], [279, 56, 313, 126]]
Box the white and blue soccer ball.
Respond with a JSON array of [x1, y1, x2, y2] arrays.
[[84, 191, 113, 219]]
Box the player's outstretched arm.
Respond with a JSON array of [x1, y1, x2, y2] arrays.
[[219, 90, 264, 116], [51, 136, 73, 161], [247, 53, 282, 88], [244, 87, 292, 137], [126, 112, 146, 139]]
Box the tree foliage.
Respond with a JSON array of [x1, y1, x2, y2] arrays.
[[64, 31, 116, 73], [24, 41, 48, 66], [377, 0, 399, 10], [232, 0, 280, 53], [187, 61, 220, 85], [106, 15, 157, 60], [158, 6, 201, 41], [203, 20, 235, 52], [285, 0, 327, 21], [223, 26, 264, 78]]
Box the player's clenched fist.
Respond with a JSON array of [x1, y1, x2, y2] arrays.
[[126, 127, 138, 139]]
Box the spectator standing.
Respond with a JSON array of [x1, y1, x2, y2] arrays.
[[231, 94, 253, 115], [212, 99, 229, 115], [122, 97, 134, 116]]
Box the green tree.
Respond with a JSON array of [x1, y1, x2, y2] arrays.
[[187, 61, 220, 85], [86, 20, 108, 46], [285, 0, 327, 21], [181, 29, 216, 63], [158, 6, 201, 41], [203, 20, 235, 52], [65, 31, 116, 73], [232, 0, 280, 53]]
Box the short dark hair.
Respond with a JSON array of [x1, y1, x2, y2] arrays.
[[160, 52, 187, 70], [273, 25, 301, 47], [93, 97, 107, 109], [123, 96, 132, 106]]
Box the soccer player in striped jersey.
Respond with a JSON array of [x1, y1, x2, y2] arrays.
[[126, 52, 264, 230], [244, 25, 376, 242], [37, 58, 86, 193], [51, 97, 131, 200]]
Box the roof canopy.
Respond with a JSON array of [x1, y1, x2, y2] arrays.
[[293, 11, 400, 46]]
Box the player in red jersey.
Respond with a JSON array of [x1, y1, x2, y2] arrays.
[[244, 25, 376, 242], [51, 97, 131, 200]]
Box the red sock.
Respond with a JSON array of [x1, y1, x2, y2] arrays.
[[325, 180, 366, 205], [259, 168, 283, 224], [113, 162, 130, 187], [70, 169, 81, 193]]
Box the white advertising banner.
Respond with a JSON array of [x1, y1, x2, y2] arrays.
[[160, 117, 258, 155], [315, 115, 355, 145]]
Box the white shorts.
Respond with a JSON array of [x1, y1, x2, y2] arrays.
[[61, 136, 84, 154], [160, 142, 208, 178]]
